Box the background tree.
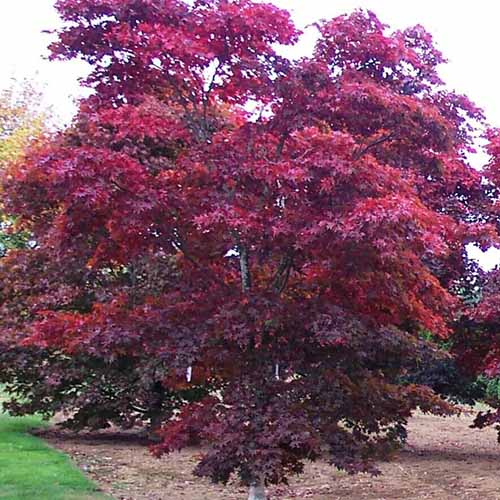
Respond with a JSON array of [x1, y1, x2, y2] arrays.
[[446, 130, 500, 433], [2, 2, 498, 499], [0, 78, 49, 167], [0, 78, 51, 253]]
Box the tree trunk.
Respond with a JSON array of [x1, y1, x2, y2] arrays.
[[239, 244, 251, 293], [248, 483, 266, 500]]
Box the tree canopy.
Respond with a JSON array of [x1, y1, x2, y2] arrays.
[[2, 1, 500, 498]]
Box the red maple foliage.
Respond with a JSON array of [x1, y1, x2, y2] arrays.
[[2, 0, 497, 493]]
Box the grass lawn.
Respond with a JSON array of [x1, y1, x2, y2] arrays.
[[0, 391, 108, 500]]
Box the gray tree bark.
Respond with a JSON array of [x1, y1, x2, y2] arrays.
[[248, 483, 266, 500]]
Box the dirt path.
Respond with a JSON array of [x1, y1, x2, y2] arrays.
[[38, 411, 500, 500]]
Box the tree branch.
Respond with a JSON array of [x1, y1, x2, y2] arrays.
[[276, 131, 288, 158], [353, 133, 394, 161], [238, 244, 251, 293], [173, 231, 228, 289], [271, 252, 293, 295]]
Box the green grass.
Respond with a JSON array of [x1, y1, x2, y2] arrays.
[[0, 390, 109, 500]]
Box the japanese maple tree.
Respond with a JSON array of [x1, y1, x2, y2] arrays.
[[2, 2, 497, 498]]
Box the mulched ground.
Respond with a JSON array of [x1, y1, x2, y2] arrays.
[[37, 410, 500, 500]]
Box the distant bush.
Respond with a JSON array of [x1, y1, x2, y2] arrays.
[[401, 332, 489, 406], [403, 354, 487, 406]]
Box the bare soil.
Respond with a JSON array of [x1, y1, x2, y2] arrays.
[[38, 410, 500, 500]]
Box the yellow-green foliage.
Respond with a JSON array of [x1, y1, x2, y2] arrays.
[[0, 79, 52, 254], [0, 79, 50, 168]]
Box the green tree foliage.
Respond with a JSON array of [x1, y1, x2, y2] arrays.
[[0, 78, 49, 168], [0, 78, 51, 255]]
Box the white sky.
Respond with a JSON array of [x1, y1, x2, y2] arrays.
[[2, 0, 500, 268]]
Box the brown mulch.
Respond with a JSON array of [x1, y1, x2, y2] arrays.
[[36, 410, 500, 500]]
